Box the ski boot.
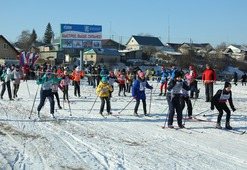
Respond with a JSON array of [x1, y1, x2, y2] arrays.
[[225, 122, 232, 130], [216, 123, 222, 129]]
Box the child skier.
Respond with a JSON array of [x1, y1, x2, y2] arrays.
[[159, 66, 169, 96], [96, 76, 113, 115], [132, 72, 153, 116], [211, 81, 236, 129], [36, 70, 62, 118], [61, 70, 72, 102]]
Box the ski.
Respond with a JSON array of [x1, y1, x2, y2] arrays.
[[108, 114, 120, 118], [99, 113, 107, 118], [161, 126, 192, 134], [220, 129, 246, 135], [184, 117, 214, 122]]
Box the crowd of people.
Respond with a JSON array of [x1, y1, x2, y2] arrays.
[[0, 62, 240, 130]]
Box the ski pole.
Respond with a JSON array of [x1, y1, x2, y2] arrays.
[[162, 110, 169, 128], [183, 108, 188, 125], [68, 99, 72, 116], [148, 89, 153, 115], [29, 85, 40, 119], [26, 81, 31, 97], [88, 95, 98, 114], [193, 108, 211, 117], [118, 97, 135, 114]]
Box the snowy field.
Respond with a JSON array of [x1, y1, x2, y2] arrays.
[[0, 79, 246, 170]]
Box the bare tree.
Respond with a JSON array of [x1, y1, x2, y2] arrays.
[[17, 30, 32, 51]]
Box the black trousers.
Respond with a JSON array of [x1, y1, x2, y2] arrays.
[[167, 94, 183, 126], [37, 89, 54, 114], [13, 83, 20, 98], [74, 81, 80, 97], [205, 83, 214, 102], [63, 85, 69, 101], [53, 91, 61, 107], [134, 99, 147, 114], [214, 102, 231, 123], [1, 81, 12, 99], [180, 96, 192, 117], [100, 97, 111, 113]]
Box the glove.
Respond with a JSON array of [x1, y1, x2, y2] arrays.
[[133, 96, 137, 99], [232, 108, 236, 112]]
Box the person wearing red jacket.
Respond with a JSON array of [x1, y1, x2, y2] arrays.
[[117, 69, 129, 96], [72, 66, 85, 98], [202, 64, 216, 102]]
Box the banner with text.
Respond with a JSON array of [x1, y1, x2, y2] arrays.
[[60, 24, 102, 49]]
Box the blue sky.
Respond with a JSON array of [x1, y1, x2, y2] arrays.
[[1, 0, 247, 47]]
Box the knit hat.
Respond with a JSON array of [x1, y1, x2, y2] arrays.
[[224, 81, 231, 88], [139, 72, 145, 78], [101, 76, 108, 82], [175, 71, 182, 78], [189, 65, 194, 69]]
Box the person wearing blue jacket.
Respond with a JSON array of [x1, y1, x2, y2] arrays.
[[36, 69, 62, 118], [132, 71, 153, 116], [159, 67, 170, 96], [170, 63, 179, 79]]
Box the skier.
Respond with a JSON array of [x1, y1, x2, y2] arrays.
[[241, 72, 247, 86], [0, 68, 14, 100], [108, 71, 119, 97], [180, 84, 193, 119], [126, 70, 134, 93], [202, 64, 216, 102], [233, 71, 238, 86], [71, 66, 85, 98], [159, 66, 169, 96], [61, 70, 72, 102], [11, 65, 24, 98], [211, 81, 236, 129], [187, 65, 199, 98], [52, 75, 63, 109], [166, 71, 190, 128], [132, 71, 153, 116], [96, 76, 113, 115], [170, 63, 179, 79], [117, 69, 129, 96], [36, 70, 62, 118]]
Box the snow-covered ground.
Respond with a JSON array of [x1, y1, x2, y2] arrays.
[[0, 79, 246, 170]]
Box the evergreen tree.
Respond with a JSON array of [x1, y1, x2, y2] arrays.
[[43, 22, 54, 44], [30, 29, 37, 44]]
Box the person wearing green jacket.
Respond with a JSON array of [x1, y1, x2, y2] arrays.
[[36, 69, 62, 118], [1, 68, 14, 100]]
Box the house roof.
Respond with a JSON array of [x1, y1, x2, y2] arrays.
[[128, 35, 164, 46], [229, 44, 247, 51], [0, 35, 19, 54], [84, 48, 120, 56], [160, 45, 182, 55], [102, 39, 125, 49], [166, 43, 183, 51]]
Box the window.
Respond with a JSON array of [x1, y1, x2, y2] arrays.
[[3, 43, 8, 50], [91, 55, 93, 58]]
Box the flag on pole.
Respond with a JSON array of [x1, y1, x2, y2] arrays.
[[31, 53, 39, 65], [19, 52, 27, 67]]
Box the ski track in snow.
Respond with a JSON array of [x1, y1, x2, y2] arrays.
[[0, 80, 247, 169]]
